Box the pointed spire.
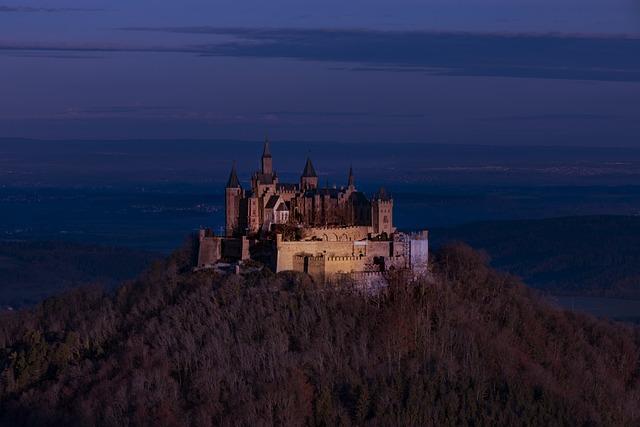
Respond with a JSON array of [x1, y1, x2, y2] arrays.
[[226, 161, 241, 188], [348, 164, 355, 187], [302, 157, 317, 178], [262, 137, 272, 158]]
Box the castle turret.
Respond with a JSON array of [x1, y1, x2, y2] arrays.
[[225, 162, 243, 236], [300, 157, 318, 190], [371, 187, 394, 237], [261, 138, 273, 175]]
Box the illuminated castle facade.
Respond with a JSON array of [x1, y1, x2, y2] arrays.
[[198, 140, 428, 284]]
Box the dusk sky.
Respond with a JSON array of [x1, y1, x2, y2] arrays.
[[2, 0, 640, 145]]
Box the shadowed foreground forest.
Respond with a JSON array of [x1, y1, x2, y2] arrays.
[[1, 243, 639, 426]]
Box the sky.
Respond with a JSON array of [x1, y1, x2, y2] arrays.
[[1, 1, 640, 145]]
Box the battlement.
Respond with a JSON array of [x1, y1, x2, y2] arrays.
[[327, 255, 361, 262], [294, 254, 324, 261], [301, 225, 371, 242], [409, 230, 429, 240], [305, 225, 366, 232]]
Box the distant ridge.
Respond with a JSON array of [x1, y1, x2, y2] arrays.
[[433, 215, 640, 299]]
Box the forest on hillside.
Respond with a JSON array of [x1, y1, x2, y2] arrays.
[[434, 215, 640, 298], [0, 242, 639, 426]]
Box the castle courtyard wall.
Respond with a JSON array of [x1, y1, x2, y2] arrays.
[[324, 256, 367, 275], [276, 239, 354, 271], [366, 241, 393, 258], [301, 226, 371, 242]]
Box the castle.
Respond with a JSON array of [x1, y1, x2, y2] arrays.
[[197, 140, 429, 284]]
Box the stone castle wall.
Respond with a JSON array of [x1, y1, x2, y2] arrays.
[[197, 235, 221, 268], [301, 225, 371, 242], [324, 255, 368, 275], [409, 230, 429, 274], [276, 238, 355, 271], [199, 229, 428, 282], [366, 240, 393, 257]]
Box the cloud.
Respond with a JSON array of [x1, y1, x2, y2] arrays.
[[0, 5, 102, 13], [0, 51, 104, 59], [119, 27, 640, 82], [3, 27, 640, 82], [0, 41, 182, 54]]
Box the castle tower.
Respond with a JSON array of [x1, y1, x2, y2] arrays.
[[300, 157, 318, 190], [225, 162, 243, 237], [371, 187, 394, 237], [261, 138, 273, 175]]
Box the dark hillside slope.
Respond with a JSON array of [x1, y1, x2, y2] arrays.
[[433, 215, 640, 298], [0, 244, 639, 426]]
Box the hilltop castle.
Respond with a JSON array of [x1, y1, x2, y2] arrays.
[[197, 140, 428, 284]]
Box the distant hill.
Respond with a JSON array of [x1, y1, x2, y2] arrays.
[[0, 241, 160, 308], [0, 243, 638, 426], [433, 215, 640, 298]]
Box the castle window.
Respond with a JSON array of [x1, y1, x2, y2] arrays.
[[383, 216, 388, 224]]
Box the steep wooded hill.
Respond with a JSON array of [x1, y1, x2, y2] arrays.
[[0, 242, 638, 426]]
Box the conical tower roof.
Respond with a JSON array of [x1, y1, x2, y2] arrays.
[[226, 162, 241, 188], [348, 165, 355, 187], [302, 157, 317, 178], [262, 138, 272, 158]]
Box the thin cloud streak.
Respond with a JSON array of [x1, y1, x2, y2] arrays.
[[2, 28, 640, 82], [0, 5, 103, 13]]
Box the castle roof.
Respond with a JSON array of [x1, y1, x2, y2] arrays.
[[276, 203, 289, 212], [349, 191, 369, 204], [302, 157, 317, 178], [348, 165, 355, 187], [226, 163, 241, 188], [262, 139, 272, 158], [265, 195, 281, 209]]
